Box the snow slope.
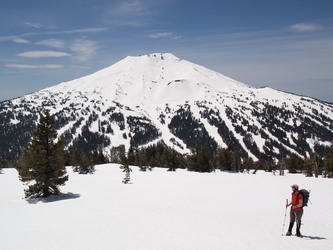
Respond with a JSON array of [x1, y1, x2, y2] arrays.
[[1, 165, 332, 250]]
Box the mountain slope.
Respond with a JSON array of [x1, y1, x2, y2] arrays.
[[1, 53, 333, 162]]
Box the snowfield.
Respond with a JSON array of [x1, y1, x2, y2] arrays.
[[1, 164, 332, 250]]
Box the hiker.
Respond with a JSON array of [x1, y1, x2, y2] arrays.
[[286, 184, 303, 237]]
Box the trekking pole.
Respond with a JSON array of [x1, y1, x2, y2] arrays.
[[281, 199, 288, 236]]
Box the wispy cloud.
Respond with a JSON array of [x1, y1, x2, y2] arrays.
[[17, 51, 71, 58], [13, 38, 30, 44], [70, 39, 98, 62], [60, 27, 108, 34], [120, 1, 152, 16], [6, 64, 63, 69], [148, 32, 182, 40], [25, 22, 56, 30], [106, 1, 153, 27], [36, 39, 65, 48], [0, 27, 108, 42], [289, 23, 322, 32]]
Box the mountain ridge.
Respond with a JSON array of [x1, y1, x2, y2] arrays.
[[1, 53, 333, 163]]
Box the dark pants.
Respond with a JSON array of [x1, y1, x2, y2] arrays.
[[290, 208, 303, 224]]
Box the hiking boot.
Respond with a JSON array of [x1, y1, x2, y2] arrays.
[[286, 222, 294, 236], [296, 223, 303, 237]]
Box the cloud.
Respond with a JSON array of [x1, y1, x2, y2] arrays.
[[70, 39, 98, 62], [116, 1, 149, 16], [13, 38, 30, 44], [0, 27, 107, 42], [36, 39, 65, 48], [289, 23, 322, 32], [106, 1, 153, 27], [6, 64, 63, 69], [61, 28, 108, 34], [17, 51, 71, 58], [25, 22, 45, 29], [25, 22, 56, 30], [149, 32, 182, 39]]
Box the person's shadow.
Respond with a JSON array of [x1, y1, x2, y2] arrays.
[[302, 235, 327, 240]]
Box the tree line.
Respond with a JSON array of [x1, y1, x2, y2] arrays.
[[113, 142, 333, 178], [12, 110, 333, 199]]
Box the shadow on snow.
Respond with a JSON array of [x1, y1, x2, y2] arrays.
[[27, 192, 81, 204], [302, 235, 327, 240]]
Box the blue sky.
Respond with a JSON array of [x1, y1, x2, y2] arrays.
[[1, 0, 333, 102]]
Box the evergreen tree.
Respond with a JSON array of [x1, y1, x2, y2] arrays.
[[137, 149, 149, 171], [263, 159, 276, 172], [92, 150, 107, 165], [187, 146, 214, 172], [277, 159, 286, 176], [70, 142, 81, 168], [145, 144, 160, 168], [323, 149, 333, 178], [310, 153, 323, 178], [285, 153, 303, 173], [77, 152, 95, 174], [127, 143, 136, 165], [243, 157, 254, 173], [110, 145, 125, 163], [70, 144, 95, 174], [119, 150, 132, 183], [17, 110, 68, 198], [215, 147, 241, 172], [303, 158, 314, 177], [0, 160, 4, 174], [163, 148, 180, 171]]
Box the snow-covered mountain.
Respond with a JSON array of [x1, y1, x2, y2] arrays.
[[1, 53, 333, 162]]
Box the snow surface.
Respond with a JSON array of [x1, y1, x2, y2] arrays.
[[1, 165, 332, 250]]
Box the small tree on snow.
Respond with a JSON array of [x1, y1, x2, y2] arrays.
[[120, 164, 132, 184], [17, 110, 68, 198], [119, 150, 132, 184], [70, 144, 95, 174]]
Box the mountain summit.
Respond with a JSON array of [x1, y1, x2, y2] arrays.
[[47, 53, 249, 105], [1, 53, 333, 162]]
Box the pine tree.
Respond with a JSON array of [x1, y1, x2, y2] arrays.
[[187, 146, 214, 172], [323, 149, 333, 178], [119, 150, 132, 183], [285, 153, 303, 174], [0, 160, 4, 174], [163, 148, 180, 171], [17, 110, 68, 198], [310, 153, 323, 178], [70, 144, 95, 174], [303, 158, 314, 177], [244, 157, 254, 173], [78, 153, 95, 174], [215, 147, 233, 171], [92, 150, 107, 165]]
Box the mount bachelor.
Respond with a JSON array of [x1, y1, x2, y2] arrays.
[[1, 53, 333, 163]]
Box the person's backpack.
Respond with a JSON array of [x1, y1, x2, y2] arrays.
[[298, 189, 310, 207]]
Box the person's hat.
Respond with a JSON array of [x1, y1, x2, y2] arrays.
[[291, 184, 299, 190]]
